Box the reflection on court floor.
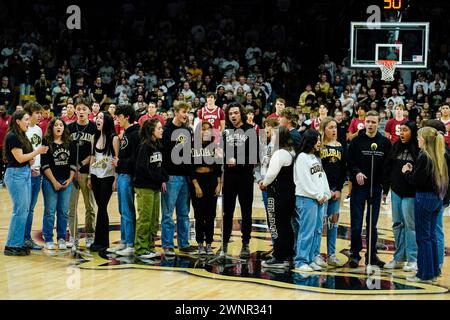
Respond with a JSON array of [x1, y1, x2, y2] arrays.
[[69, 220, 449, 295]]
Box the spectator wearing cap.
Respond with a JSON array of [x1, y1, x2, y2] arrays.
[[298, 84, 316, 107]]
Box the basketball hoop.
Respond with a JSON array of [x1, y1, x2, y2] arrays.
[[377, 60, 397, 82]]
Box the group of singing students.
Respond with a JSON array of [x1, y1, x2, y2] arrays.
[[2, 93, 448, 284]]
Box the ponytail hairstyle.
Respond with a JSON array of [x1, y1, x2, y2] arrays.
[[319, 116, 337, 144], [417, 126, 449, 199], [3, 110, 33, 162]]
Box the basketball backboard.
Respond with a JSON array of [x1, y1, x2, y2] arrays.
[[350, 22, 429, 69]]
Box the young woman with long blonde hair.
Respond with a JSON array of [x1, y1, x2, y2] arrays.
[[402, 126, 449, 283]]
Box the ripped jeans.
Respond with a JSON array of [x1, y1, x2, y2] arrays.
[[324, 197, 341, 256], [293, 196, 326, 267], [391, 191, 417, 262]]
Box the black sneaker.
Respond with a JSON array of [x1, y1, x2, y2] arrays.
[[90, 244, 107, 252], [21, 246, 31, 255], [240, 243, 250, 258], [24, 239, 43, 250], [260, 248, 274, 259], [365, 255, 385, 267], [348, 255, 360, 268], [4, 246, 28, 256], [261, 258, 289, 269]]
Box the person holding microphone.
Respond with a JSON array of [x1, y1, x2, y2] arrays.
[[347, 110, 391, 268]]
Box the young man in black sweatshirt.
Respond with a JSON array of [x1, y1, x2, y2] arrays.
[[161, 102, 196, 255], [109, 104, 140, 256], [347, 110, 391, 268], [67, 101, 97, 249], [222, 102, 259, 258]]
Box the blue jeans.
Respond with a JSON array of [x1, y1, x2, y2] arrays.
[[414, 192, 441, 280], [4, 166, 31, 247], [436, 205, 445, 270], [324, 198, 340, 256], [25, 174, 42, 241], [350, 186, 382, 258], [42, 177, 73, 242], [161, 175, 190, 249], [293, 196, 325, 267], [117, 174, 136, 247], [391, 191, 417, 262], [19, 83, 31, 96]]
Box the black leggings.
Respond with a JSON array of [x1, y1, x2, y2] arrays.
[[191, 172, 218, 244], [91, 175, 115, 247], [223, 170, 254, 244]]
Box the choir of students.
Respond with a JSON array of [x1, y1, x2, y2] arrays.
[[2, 98, 448, 284]]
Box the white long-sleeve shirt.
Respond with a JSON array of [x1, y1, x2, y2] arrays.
[[294, 152, 331, 201], [262, 149, 295, 186]]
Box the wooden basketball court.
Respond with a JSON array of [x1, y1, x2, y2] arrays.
[[0, 185, 448, 300]]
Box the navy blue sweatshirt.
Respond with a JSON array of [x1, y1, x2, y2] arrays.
[[347, 130, 391, 188]]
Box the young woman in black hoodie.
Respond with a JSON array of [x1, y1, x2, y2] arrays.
[[383, 121, 419, 272], [133, 118, 169, 259], [402, 126, 449, 283]]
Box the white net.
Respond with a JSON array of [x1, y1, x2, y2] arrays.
[[377, 60, 397, 82]]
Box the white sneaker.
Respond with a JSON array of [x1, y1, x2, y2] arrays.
[[116, 247, 135, 257], [66, 236, 75, 248], [295, 264, 314, 272], [45, 242, 55, 250], [406, 276, 432, 284], [403, 262, 418, 272], [309, 262, 323, 271], [383, 260, 404, 269], [107, 243, 127, 253], [86, 236, 94, 249], [138, 251, 161, 259], [57, 239, 67, 250], [327, 254, 342, 267], [314, 255, 327, 267]]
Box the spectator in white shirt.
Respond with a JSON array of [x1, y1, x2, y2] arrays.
[[385, 88, 405, 107], [245, 42, 262, 67], [429, 73, 446, 93], [412, 73, 429, 95]]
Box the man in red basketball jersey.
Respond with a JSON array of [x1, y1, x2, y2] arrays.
[[197, 92, 225, 133]]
